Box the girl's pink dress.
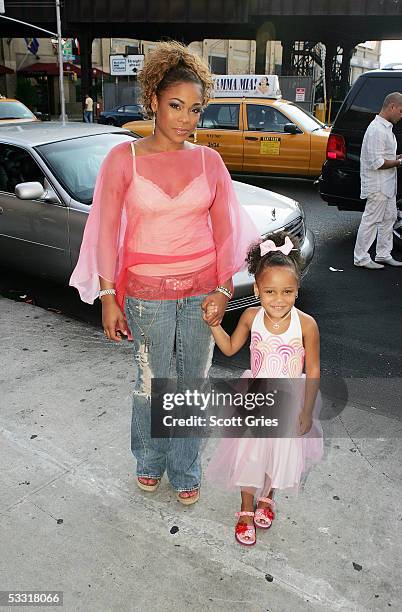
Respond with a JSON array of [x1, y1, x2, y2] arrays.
[[206, 307, 323, 496], [69, 142, 260, 310]]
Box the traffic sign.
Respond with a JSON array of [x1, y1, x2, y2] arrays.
[[110, 54, 144, 76]]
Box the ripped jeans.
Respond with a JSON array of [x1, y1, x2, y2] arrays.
[[125, 295, 215, 491]]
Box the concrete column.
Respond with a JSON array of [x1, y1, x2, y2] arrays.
[[77, 31, 94, 116], [324, 41, 337, 103], [281, 40, 294, 75], [255, 36, 268, 73], [339, 41, 358, 99], [255, 22, 275, 74]]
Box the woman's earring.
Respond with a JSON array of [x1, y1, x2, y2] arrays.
[[295, 293, 298, 298], [152, 113, 156, 135], [193, 129, 197, 143]]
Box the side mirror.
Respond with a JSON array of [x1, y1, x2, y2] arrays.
[[15, 181, 45, 200], [284, 123, 298, 134], [15, 181, 60, 204]]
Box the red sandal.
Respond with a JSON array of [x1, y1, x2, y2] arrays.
[[235, 511, 256, 546], [254, 497, 275, 529]]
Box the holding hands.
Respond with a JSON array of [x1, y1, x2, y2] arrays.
[[201, 292, 228, 327]]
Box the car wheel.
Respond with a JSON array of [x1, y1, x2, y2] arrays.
[[106, 118, 116, 126]]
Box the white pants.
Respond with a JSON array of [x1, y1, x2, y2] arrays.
[[354, 193, 397, 264]]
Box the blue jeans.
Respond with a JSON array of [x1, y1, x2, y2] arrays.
[[125, 295, 215, 491], [84, 110, 93, 123]]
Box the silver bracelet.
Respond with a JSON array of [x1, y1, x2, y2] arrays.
[[215, 285, 232, 299], [99, 288, 116, 298]]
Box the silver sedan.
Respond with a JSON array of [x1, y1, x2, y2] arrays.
[[0, 122, 314, 310]]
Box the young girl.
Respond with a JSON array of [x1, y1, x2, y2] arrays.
[[205, 232, 323, 545]]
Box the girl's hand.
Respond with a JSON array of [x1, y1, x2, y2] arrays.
[[203, 301, 218, 325], [101, 297, 128, 342], [298, 410, 313, 436], [201, 292, 228, 326]]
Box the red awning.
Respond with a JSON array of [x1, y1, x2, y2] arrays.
[[18, 62, 81, 76], [0, 64, 14, 75], [92, 67, 109, 77]]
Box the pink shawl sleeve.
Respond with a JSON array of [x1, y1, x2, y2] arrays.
[[69, 141, 130, 303], [206, 147, 260, 285]]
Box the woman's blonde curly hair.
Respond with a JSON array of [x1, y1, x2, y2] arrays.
[[138, 40, 213, 117]]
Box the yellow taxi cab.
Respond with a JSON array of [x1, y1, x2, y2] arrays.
[[0, 96, 39, 124], [123, 74, 329, 178]]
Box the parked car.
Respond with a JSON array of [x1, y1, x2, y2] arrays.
[[98, 104, 144, 127], [0, 122, 314, 310], [123, 97, 329, 178], [0, 96, 39, 124], [318, 67, 402, 249]]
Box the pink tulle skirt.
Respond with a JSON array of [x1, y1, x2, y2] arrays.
[[205, 373, 323, 497]]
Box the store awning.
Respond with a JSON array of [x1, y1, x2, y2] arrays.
[[0, 64, 14, 75], [92, 67, 108, 77], [18, 62, 109, 78], [18, 61, 81, 76]]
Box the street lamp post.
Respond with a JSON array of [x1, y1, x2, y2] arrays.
[[0, 1, 67, 123], [55, 0, 66, 122]]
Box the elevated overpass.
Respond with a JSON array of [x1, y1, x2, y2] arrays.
[[1, 0, 401, 107]]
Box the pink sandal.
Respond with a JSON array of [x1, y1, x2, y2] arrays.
[[235, 511, 256, 546], [254, 497, 275, 529]]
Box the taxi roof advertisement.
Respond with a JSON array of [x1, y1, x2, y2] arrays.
[[212, 74, 282, 98]]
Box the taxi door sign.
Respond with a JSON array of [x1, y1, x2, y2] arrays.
[[260, 136, 281, 155]]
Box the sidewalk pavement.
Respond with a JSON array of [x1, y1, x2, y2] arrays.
[[0, 296, 401, 612]]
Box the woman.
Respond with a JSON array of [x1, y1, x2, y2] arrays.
[[70, 41, 259, 505], [256, 76, 270, 95]]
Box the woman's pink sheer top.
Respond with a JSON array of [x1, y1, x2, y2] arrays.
[[70, 141, 260, 310]]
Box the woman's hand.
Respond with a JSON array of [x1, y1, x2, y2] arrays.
[[101, 297, 128, 342], [201, 292, 228, 327], [298, 410, 313, 436]]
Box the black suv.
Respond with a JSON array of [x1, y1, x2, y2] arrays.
[[319, 68, 402, 248]]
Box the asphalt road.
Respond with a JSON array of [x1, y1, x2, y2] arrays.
[[1, 177, 401, 409]]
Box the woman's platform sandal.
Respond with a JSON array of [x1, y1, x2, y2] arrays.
[[137, 477, 161, 492], [254, 497, 275, 529], [235, 511, 256, 546], [177, 489, 200, 506]]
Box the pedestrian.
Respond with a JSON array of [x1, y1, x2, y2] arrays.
[[70, 41, 259, 505], [205, 232, 323, 545], [354, 91, 402, 269], [83, 93, 93, 123]]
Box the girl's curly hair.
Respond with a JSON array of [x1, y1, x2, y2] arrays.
[[138, 41, 213, 116], [246, 231, 304, 283]]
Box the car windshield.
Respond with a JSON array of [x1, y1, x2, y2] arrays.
[[0, 101, 36, 120], [36, 133, 135, 204], [280, 103, 325, 131]]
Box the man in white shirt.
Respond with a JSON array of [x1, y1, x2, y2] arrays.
[[354, 92, 402, 269], [84, 93, 93, 123]]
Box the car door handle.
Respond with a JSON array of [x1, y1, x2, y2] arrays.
[[245, 136, 259, 141]]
